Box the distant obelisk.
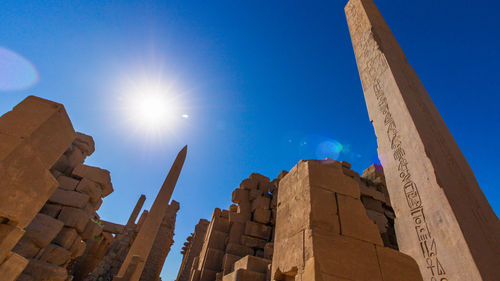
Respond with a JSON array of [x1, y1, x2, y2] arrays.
[[113, 146, 187, 281], [345, 0, 500, 280]]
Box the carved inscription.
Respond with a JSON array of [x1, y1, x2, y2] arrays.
[[346, 1, 448, 280]]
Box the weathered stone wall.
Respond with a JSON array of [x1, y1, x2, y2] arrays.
[[13, 132, 114, 281], [175, 219, 209, 281], [272, 159, 422, 281], [176, 161, 413, 281], [0, 96, 76, 281]]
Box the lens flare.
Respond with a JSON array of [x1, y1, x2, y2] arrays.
[[316, 139, 343, 160], [0, 47, 38, 91]]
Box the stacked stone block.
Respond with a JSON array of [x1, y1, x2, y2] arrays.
[[13, 132, 113, 281], [271, 160, 422, 281], [0, 96, 76, 281], [175, 219, 209, 281]]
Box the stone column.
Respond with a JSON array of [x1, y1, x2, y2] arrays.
[[345, 0, 500, 280], [126, 195, 146, 227], [175, 219, 209, 281], [0, 96, 76, 281], [114, 146, 187, 281], [139, 200, 179, 281], [271, 160, 422, 281]]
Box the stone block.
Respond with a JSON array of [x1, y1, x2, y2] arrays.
[[307, 161, 360, 198], [0, 224, 25, 263], [73, 132, 95, 156], [366, 209, 389, 233], [24, 214, 64, 248], [40, 203, 62, 218], [69, 237, 86, 258], [58, 206, 89, 233], [65, 146, 86, 170], [101, 220, 124, 234], [53, 227, 78, 249], [226, 243, 254, 257], [233, 255, 271, 273], [209, 230, 228, 250], [48, 188, 90, 208], [80, 220, 103, 240], [23, 259, 68, 281], [232, 189, 249, 204], [244, 221, 271, 240], [251, 196, 270, 211], [0, 138, 59, 228], [75, 178, 102, 203], [0, 252, 28, 281], [1, 96, 76, 170], [312, 232, 382, 281], [222, 269, 266, 281], [376, 246, 423, 281], [71, 164, 113, 197], [38, 243, 71, 266], [309, 186, 340, 234], [12, 237, 40, 259], [240, 235, 267, 249], [228, 222, 245, 245], [253, 208, 271, 224], [361, 195, 384, 212], [16, 274, 34, 281], [337, 194, 383, 245], [57, 176, 80, 191], [239, 178, 258, 190], [222, 253, 241, 275], [202, 248, 225, 271], [264, 243, 273, 259]]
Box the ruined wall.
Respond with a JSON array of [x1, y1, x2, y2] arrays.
[[13, 132, 114, 281], [176, 161, 407, 281], [175, 219, 209, 281], [0, 96, 76, 281]]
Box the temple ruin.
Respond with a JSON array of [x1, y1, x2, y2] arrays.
[[0, 0, 498, 280]]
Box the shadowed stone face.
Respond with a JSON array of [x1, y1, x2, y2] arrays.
[[345, 0, 500, 280]]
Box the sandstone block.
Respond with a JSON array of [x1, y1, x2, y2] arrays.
[[233, 255, 271, 273], [58, 206, 89, 233], [73, 132, 95, 156], [263, 243, 273, 259], [307, 161, 360, 198], [251, 197, 270, 211], [0, 224, 25, 263], [310, 186, 340, 234], [80, 220, 103, 240], [57, 176, 80, 191], [0, 252, 28, 281], [23, 259, 68, 281], [240, 235, 267, 249], [226, 243, 254, 257], [222, 253, 241, 275], [16, 274, 34, 281], [222, 269, 266, 281], [76, 178, 102, 203], [49, 188, 90, 208], [232, 189, 249, 204], [209, 230, 228, 250], [101, 220, 124, 234], [53, 227, 78, 249], [38, 243, 71, 266], [40, 203, 62, 218], [203, 248, 225, 271], [253, 208, 271, 224], [1, 96, 76, 170], [337, 194, 383, 246], [65, 146, 86, 171], [228, 222, 245, 243], [244, 221, 271, 240], [312, 232, 382, 281], [239, 178, 258, 190], [69, 238, 86, 258], [71, 164, 113, 197], [12, 237, 40, 259], [24, 214, 64, 248], [0, 138, 59, 228], [376, 246, 423, 281]]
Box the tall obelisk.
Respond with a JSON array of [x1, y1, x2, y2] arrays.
[[345, 0, 500, 280], [114, 145, 187, 281]]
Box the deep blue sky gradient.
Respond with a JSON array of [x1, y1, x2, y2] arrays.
[[1, 1, 499, 280]]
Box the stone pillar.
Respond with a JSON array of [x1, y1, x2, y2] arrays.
[[271, 160, 422, 281], [139, 200, 179, 281], [175, 219, 209, 281], [0, 96, 76, 281], [114, 146, 187, 281], [126, 195, 146, 227], [345, 0, 500, 280]]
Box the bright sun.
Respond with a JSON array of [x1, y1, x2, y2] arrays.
[[121, 78, 187, 137]]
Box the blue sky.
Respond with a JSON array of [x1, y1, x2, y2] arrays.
[[1, 0, 499, 280]]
